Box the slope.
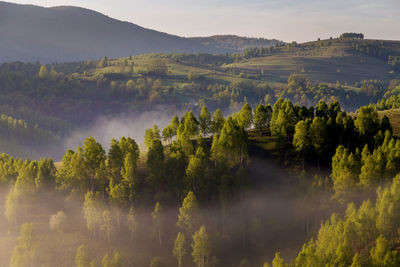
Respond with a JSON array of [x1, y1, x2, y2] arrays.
[[223, 38, 400, 84], [0, 2, 230, 63]]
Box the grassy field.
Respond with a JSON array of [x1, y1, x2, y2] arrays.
[[73, 38, 400, 95], [223, 39, 399, 85]]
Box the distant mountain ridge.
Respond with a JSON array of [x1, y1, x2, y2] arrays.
[[190, 35, 284, 51], [0, 2, 237, 63]]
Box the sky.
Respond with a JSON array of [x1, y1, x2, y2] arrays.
[[5, 0, 400, 42]]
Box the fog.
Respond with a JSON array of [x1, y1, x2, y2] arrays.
[[63, 109, 182, 155], [0, 153, 340, 267]]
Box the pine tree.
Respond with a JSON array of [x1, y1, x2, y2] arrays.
[[272, 252, 287, 267], [192, 225, 211, 267], [82, 137, 106, 192], [147, 139, 164, 188], [10, 223, 36, 267], [177, 191, 199, 233], [184, 111, 199, 138], [199, 106, 211, 137], [293, 120, 311, 170], [127, 206, 138, 240], [75, 245, 90, 267], [83, 191, 102, 238], [108, 139, 123, 182], [237, 103, 253, 129], [173, 232, 187, 267], [152, 202, 164, 245], [211, 109, 225, 135], [254, 104, 269, 134], [310, 117, 327, 170]]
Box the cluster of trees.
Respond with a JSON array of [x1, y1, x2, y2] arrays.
[[341, 32, 365, 39], [0, 113, 60, 157], [268, 98, 390, 170], [3, 92, 400, 266], [273, 174, 400, 266], [5, 157, 56, 225], [330, 129, 400, 201]]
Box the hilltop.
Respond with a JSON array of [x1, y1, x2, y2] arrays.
[[189, 35, 284, 51]]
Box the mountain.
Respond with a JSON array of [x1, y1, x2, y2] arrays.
[[0, 2, 233, 63], [190, 35, 284, 51]]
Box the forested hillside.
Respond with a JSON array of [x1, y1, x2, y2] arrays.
[[2, 95, 400, 266]]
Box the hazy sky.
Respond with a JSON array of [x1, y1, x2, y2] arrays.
[[6, 0, 400, 42]]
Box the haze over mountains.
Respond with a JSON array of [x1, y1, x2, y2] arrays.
[[0, 1, 282, 63]]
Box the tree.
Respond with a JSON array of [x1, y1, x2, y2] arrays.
[[127, 206, 138, 240], [147, 139, 164, 188], [177, 191, 199, 233], [82, 137, 106, 192], [10, 223, 36, 267], [97, 56, 108, 68], [254, 104, 270, 134], [272, 252, 287, 267], [354, 106, 379, 141], [101, 210, 113, 242], [108, 139, 123, 182], [185, 147, 207, 196], [171, 115, 180, 132], [152, 202, 164, 245], [211, 109, 225, 135], [199, 106, 212, 137], [376, 175, 400, 238], [359, 153, 381, 188], [184, 111, 199, 138], [35, 158, 56, 191], [75, 245, 90, 267], [83, 191, 102, 238], [331, 146, 360, 201], [237, 103, 253, 129], [350, 253, 362, 267], [192, 225, 211, 267], [293, 120, 311, 170], [38, 65, 49, 79], [173, 232, 187, 267], [310, 117, 328, 170], [101, 250, 122, 267], [370, 235, 399, 267], [162, 125, 175, 144], [270, 99, 297, 163], [144, 126, 161, 150]]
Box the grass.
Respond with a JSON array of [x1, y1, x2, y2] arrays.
[[223, 39, 398, 85]]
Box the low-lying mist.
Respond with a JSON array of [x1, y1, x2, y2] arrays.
[[63, 110, 178, 153], [0, 154, 338, 267]]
